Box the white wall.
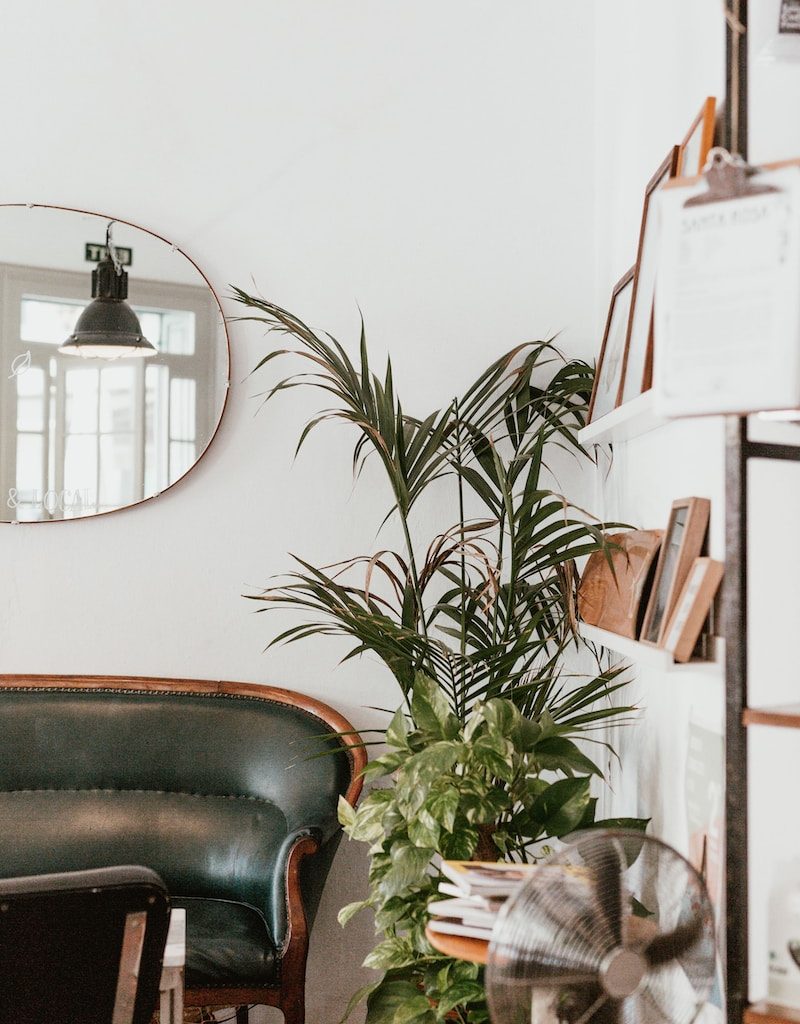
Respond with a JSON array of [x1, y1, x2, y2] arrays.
[[0, 4, 598, 1021]]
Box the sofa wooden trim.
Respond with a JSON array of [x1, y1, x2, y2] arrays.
[[0, 674, 366, 1024]]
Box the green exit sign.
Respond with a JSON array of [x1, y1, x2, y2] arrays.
[[85, 243, 133, 266]]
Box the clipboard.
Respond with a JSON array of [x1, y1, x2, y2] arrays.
[[653, 148, 800, 418]]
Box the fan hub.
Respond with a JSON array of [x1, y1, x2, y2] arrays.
[[600, 948, 647, 999]]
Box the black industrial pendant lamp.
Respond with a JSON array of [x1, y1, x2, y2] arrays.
[[59, 222, 157, 359]]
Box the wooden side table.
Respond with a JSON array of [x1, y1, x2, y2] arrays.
[[159, 908, 186, 1023], [425, 925, 489, 965]]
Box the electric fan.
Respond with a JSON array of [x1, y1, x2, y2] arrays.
[[486, 830, 717, 1024]]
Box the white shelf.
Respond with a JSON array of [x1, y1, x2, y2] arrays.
[[578, 391, 667, 447], [578, 622, 724, 676]]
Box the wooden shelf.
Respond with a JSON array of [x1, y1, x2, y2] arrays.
[[743, 705, 800, 729], [578, 622, 724, 676], [745, 1001, 800, 1024], [578, 391, 666, 447]]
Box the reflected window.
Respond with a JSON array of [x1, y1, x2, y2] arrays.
[[3, 278, 213, 521]]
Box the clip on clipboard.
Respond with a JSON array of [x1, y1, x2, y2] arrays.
[[654, 147, 800, 418], [684, 147, 779, 208]]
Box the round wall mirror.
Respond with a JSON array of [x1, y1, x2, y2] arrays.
[[0, 205, 229, 523]]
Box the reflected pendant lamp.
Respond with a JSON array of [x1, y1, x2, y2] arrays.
[[59, 227, 156, 360]]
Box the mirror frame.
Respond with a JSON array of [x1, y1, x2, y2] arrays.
[[0, 202, 231, 525]]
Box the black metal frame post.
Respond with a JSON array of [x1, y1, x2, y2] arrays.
[[724, 416, 749, 1024], [725, 0, 748, 159], [724, 5, 749, 1022]]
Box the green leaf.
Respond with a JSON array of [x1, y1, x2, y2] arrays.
[[426, 788, 460, 833], [460, 785, 510, 825], [340, 981, 381, 1023], [365, 980, 433, 1024], [349, 791, 392, 842], [363, 936, 417, 970], [471, 734, 515, 782], [531, 776, 592, 838], [631, 895, 655, 919], [534, 736, 602, 778], [380, 843, 432, 896], [386, 708, 411, 750], [338, 795, 357, 829], [363, 751, 407, 781], [436, 981, 486, 1015], [374, 894, 418, 931], [450, 959, 480, 983], [411, 673, 457, 739], [512, 715, 542, 751], [577, 796, 598, 829], [338, 899, 370, 927], [409, 810, 441, 848], [440, 826, 478, 860], [404, 741, 463, 787], [592, 817, 650, 831], [480, 699, 521, 738]]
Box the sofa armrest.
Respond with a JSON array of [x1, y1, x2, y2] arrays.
[[270, 829, 321, 953]]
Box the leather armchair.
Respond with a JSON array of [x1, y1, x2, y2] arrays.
[[0, 675, 365, 1024]]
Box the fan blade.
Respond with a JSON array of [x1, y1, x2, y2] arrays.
[[644, 916, 703, 967], [555, 986, 622, 1024], [489, 978, 623, 1024], [585, 841, 624, 945], [489, 978, 601, 1024]]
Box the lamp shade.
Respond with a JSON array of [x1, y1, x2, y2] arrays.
[[59, 258, 156, 359]]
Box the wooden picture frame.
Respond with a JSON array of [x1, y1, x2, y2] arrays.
[[678, 97, 717, 177], [640, 497, 710, 646], [578, 529, 663, 638], [587, 268, 635, 423], [617, 146, 681, 406], [662, 557, 724, 662]]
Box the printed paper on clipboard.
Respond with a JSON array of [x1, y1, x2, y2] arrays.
[[653, 157, 800, 418]]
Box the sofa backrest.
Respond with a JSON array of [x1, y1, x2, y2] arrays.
[[0, 676, 364, 920]]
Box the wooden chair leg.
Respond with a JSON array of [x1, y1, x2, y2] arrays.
[[235, 1008, 249, 1024], [280, 994, 305, 1024]]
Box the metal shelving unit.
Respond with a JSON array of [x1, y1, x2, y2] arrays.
[[725, 418, 800, 1024]]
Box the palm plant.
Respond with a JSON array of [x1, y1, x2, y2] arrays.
[[234, 289, 643, 1024]]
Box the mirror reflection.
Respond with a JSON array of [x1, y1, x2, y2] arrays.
[[0, 205, 229, 522]]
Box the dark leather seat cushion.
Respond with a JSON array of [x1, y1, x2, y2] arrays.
[[171, 897, 278, 988]]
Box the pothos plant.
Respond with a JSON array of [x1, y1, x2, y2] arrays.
[[233, 290, 646, 1024]]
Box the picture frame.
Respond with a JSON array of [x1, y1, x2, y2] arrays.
[[640, 497, 710, 647], [578, 529, 663, 638], [617, 145, 681, 406], [587, 267, 635, 423], [678, 97, 717, 177], [662, 557, 724, 663]]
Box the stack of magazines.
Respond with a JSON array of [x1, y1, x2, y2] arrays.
[[427, 860, 540, 941]]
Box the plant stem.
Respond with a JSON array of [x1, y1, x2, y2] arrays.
[[454, 398, 467, 720], [398, 508, 434, 675]]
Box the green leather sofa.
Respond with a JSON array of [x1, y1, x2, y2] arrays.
[[0, 674, 365, 1024]]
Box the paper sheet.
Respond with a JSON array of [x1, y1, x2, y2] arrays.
[[654, 166, 800, 417]]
